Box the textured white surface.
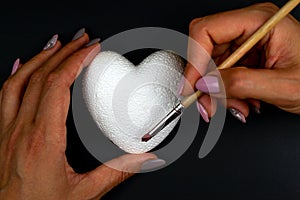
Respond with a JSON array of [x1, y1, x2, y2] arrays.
[[82, 50, 184, 153]]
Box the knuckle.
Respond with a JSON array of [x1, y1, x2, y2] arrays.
[[25, 124, 46, 150], [118, 171, 131, 183], [260, 2, 279, 11], [284, 83, 300, 104], [225, 69, 246, 98], [62, 43, 74, 53], [44, 72, 61, 89], [189, 18, 199, 29], [60, 42, 80, 56], [253, 2, 279, 15], [30, 70, 45, 84], [25, 135, 45, 157], [189, 17, 204, 33], [5, 127, 22, 152], [28, 55, 42, 66], [2, 78, 18, 94]]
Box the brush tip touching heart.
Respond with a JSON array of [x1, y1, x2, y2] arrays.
[[82, 50, 184, 153]]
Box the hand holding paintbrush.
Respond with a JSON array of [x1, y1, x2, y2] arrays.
[[142, 0, 300, 141]]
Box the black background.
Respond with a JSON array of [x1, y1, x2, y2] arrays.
[[1, 0, 300, 199]]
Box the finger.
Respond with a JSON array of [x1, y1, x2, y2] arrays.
[[35, 43, 100, 135], [247, 98, 261, 114], [0, 39, 61, 128], [197, 94, 217, 122], [197, 93, 250, 123], [182, 2, 278, 95], [195, 69, 256, 122], [219, 67, 300, 108], [212, 43, 231, 58], [74, 153, 158, 200], [182, 62, 203, 95], [19, 34, 90, 123], [226, 99, 249, 123]]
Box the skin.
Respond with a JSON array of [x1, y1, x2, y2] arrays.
[[0, 33, 156, 200], [182, 2, 300, 117], [1, 2, 300, 199]]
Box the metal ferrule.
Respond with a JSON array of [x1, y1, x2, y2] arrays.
[[147, 103, 184, 138]]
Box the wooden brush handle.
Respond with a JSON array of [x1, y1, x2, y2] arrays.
[[182, 0, 300, 109], [218, 0, 300, 70], [181, 90, 202, 108]]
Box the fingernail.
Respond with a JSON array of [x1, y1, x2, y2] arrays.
[[11, 58, 20, 75], [72, 28, 85, 41], [195, 75, 220, 93], [251, 105, 261, 114], [85, 38, 100, 47], [76, 45, 100, 78], [43, 34, 58, 50], [82, 45, 100, 67], [196, 102, 209, 123], [140, 159, 166, 171], [229, 108, 246, 123], [177, 76, 185, 96]]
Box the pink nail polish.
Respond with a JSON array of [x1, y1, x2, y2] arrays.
[[195, 75, 220, 93], [72, 28, 85, 41], [177, 76, 185, 96], [196, 102, 210, 123], [140, 159, 166, 171], [11, 58, 20, 75], [85, 38, 101, 47], [76, 45, 100, 78]]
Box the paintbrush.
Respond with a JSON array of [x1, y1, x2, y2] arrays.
[[142, 0, 300, 142]]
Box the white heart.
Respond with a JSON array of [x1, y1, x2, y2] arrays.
[[82, 50, 184, 153]]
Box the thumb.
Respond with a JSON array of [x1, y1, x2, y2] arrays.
[[196, 67, 300, 107], [74, 153, 165, 199]]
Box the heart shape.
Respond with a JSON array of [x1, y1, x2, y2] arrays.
[[82, 50, 184, 153]]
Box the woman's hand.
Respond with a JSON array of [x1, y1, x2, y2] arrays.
[[0, 29, 162, 200], [181, 2, 300, 122]]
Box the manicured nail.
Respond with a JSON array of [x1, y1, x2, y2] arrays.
[[43, 34, 58, 50], [140, 159, 166, 171], [251, 105, 261, 114], [229, 108, 246, 123], [76, 45, 101, 78], [82, 45, 100, 67], [196, 102, 209, 123], [11, 58, 20, 75], [195, 75, 220, 93], [85, 38, 100, 47], [177, 76, 185, 96], [72, 28, 85, 41]]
